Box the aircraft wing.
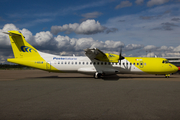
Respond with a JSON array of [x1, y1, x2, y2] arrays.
[[84, 48, 119, 62], [84, 48, 109, 62]]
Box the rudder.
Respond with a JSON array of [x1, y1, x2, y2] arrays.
[[5, 30, 39, 58]]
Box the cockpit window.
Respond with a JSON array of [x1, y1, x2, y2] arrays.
[[162, 60, 169, 64]]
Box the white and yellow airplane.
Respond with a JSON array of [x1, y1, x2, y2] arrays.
[[4, 30, 178, 78]]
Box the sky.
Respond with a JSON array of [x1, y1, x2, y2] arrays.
[[0, 0, 180, 64]]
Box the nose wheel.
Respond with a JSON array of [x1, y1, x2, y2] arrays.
[[165, 74, 170, 78]]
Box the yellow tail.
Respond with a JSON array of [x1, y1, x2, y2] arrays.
[[6, 30, 39, 58], [5, 30, 47, 70]]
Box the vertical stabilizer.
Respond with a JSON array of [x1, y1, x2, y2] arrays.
[[4, 30, 58, 71], [5, 30, 39, 58]]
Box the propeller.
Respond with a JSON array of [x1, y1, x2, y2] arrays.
[[118, 47, 124, 65]]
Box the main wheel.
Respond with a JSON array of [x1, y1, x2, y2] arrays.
[[94, 72, 102, 79]]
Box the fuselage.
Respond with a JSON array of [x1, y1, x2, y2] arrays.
[[37, 51, 178, 75]]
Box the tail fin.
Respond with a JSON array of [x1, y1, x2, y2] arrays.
[[5, 30, 39, 58], [4, 30, 59, 71]]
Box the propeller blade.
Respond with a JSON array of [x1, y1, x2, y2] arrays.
[[119, 47, 122, 64], [118, 47, 124, 65]]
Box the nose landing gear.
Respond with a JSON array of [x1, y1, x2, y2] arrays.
[[165, 74, 170, 78]]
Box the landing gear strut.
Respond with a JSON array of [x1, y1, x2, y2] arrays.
[[165, 74, 170, 78], [94, 72, 102, 79]]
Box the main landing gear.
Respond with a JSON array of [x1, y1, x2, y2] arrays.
[[94, 72, 102, 79]]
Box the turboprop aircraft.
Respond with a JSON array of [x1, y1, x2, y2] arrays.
[[4, 30, 178, 78]]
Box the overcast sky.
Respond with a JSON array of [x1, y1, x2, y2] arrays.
[[1, 0, 180, 64]]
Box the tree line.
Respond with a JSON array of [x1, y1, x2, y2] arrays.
[[0, 64, 32, 69]]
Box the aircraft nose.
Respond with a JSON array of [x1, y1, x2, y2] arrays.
[[173, 65, 179, 73]]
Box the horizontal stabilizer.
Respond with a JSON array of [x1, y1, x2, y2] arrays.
[[3, 31, 21, 36]]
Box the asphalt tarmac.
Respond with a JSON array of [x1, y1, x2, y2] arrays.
[[0, 70, 180, 120]]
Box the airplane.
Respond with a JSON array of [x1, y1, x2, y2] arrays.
[[3, 30, 178, 78]]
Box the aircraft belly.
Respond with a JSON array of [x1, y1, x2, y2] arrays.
[[78, 67, 96, 74]]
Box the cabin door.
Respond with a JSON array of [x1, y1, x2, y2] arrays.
[[46, 62, 51, 70]]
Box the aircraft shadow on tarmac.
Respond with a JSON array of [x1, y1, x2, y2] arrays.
[[25, 74, 179, 81]]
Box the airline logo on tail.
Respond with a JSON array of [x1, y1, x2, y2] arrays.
[[21, 46, 37, 52]]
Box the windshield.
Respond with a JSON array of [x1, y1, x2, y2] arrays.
[[162, 60, 169, 64]]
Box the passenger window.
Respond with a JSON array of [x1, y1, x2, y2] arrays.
[[86, 62, 88, 65], [133, 63, 135, 65], [79, 62, 81, 65], [126, 63, 128, 65], [94, 62, 96, 65], [58, 61, 60, 64], [75, 62, 77, 64], [108, 62, 111, 65], [82, 62, 84, 65], [137, 63, 139, 65], [123, 63, 125, 65], [65, 62, 67, 64], [61, 62, 63, 64], [101, 62, 103, 65], [72, 62, 73, 64], [97, 62, 99, 65], [90, 62, 92, 65], [144, 63, 146, 66], [130, 63, 132, 65], [68, 62, 70, 64], [105, 62, 107, 65]]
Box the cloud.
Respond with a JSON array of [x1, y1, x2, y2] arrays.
[[0, 24, 122, 53], [118, 20, 125, 22], [0, 24, 19, 46], [174, 45, 180, 52], [51, 23, 79, 35], [146, 52, 156, 57], [147, 0, 170, 7], [75, 20, 106, 35], [152, 22, 179, 30], [55, 35, 77, 51], [105, 28, 118, 34], [144, 45, 157, 50], [171, 18, 180, 22], [7, 1, 110, 19], [125, 44, 144, 51], [35, 31, 53, 45], [158, 46, 168, 50], [2, 23, 18, 31], [135, 0, 144, 5], [81, 12, 102, 21], [51, 19, 110, 35], [54, 35, 124, 52], [115, 1, 132, 9], [139, 16, 155, 20], [21, 28, 35, 44], [104, 40, 124, 49]]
